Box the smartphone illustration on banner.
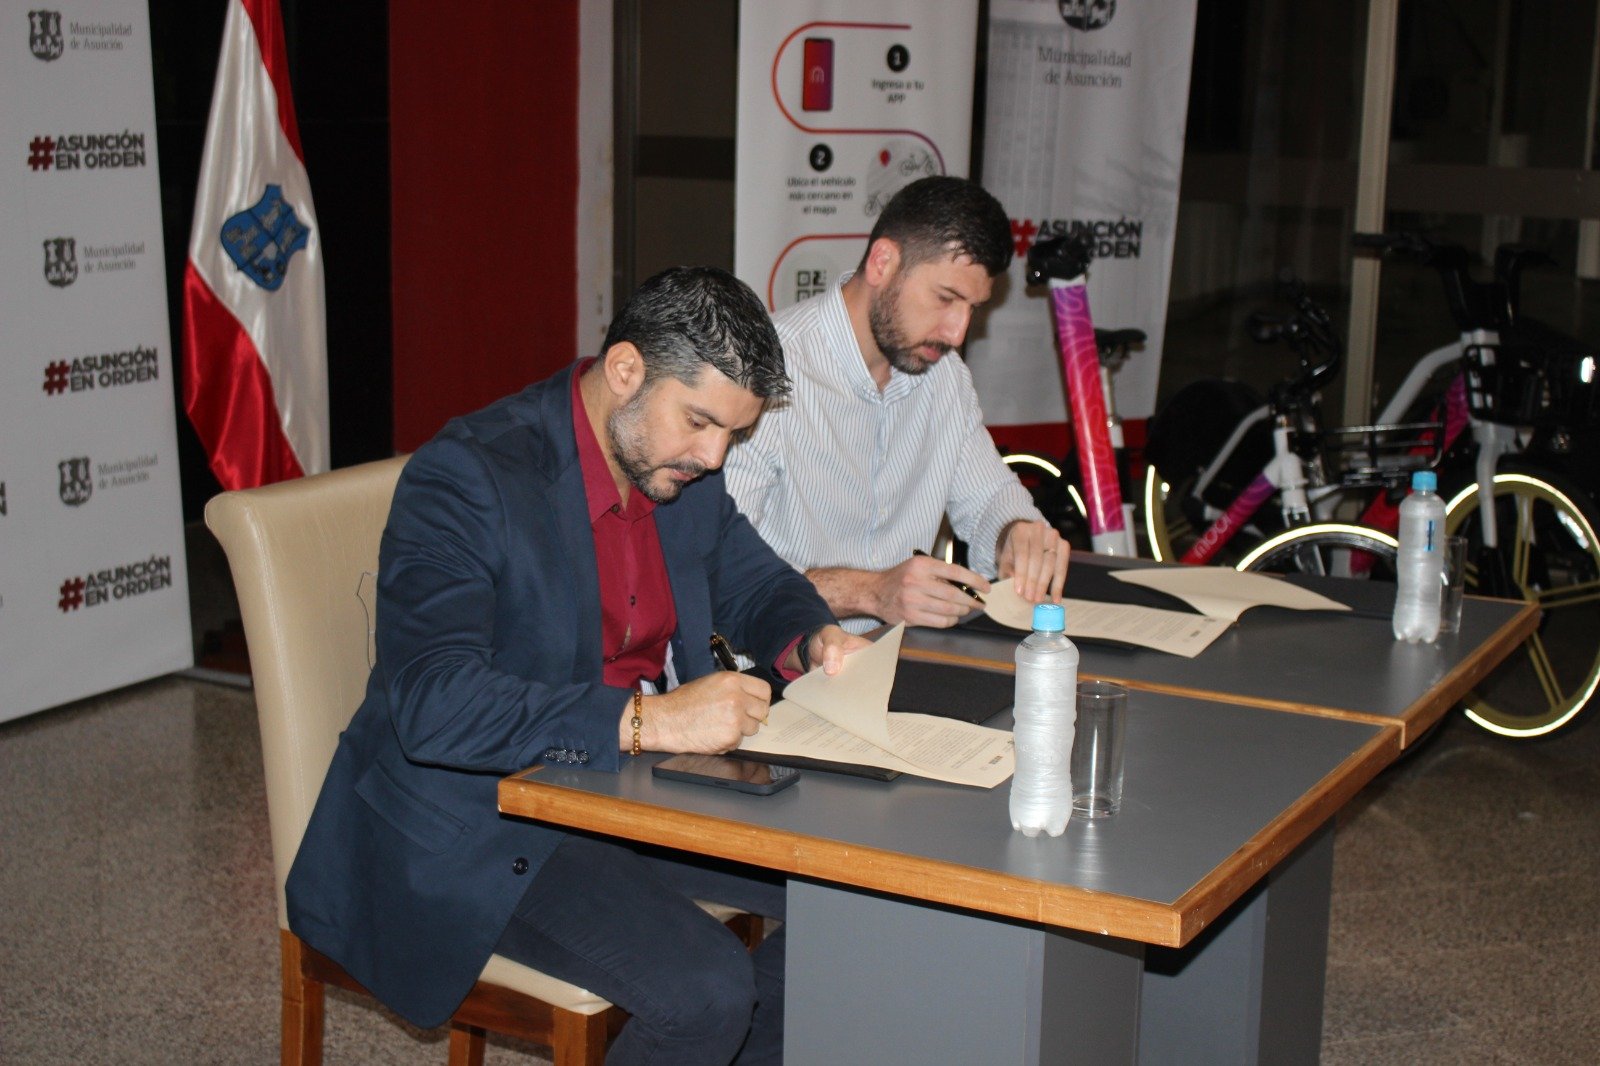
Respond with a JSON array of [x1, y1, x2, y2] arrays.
[[802, 37, 834, 112]]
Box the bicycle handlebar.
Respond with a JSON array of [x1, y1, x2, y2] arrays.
[[1248, 274, 1343, 414], [1351, 229, 1549, 332], [1025, 235, 1094, 286]]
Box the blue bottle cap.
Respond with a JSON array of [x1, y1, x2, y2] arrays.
[[1031, 603, 1065, 632], [1412, 470, 1437, 492]]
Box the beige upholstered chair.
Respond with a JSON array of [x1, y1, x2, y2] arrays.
[[206, 457, 756, 1066]]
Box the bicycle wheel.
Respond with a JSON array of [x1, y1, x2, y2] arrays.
[[1235, 523, 1400, 578], [1141, 465, 1181, 562], [1443, 464, 1600, 737]]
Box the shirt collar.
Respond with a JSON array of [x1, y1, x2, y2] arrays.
[[572, 358, 655, 523], [822, 271, 925, 404]]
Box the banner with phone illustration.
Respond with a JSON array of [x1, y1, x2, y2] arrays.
[[966, 0, 1198, 425], [0, 2, 192, 722], [734, 0, 980, 312]]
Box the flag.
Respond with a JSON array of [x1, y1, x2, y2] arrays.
[[183, 0, 328, 490]]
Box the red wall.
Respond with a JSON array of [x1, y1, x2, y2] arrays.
[[389, 1, 580, 451]]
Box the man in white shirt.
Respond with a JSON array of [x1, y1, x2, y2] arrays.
[[726, 177, 1069, 632]]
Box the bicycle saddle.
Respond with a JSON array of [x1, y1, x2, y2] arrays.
[[1094, 328, 1147, 354]]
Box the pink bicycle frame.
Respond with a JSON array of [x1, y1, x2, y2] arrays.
[[1181, 473, 1276, 564], [1048, 277, 1134, 555]]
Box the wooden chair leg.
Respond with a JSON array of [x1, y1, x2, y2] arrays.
[[550, 1008, 610, 1066], [726, 912, 765, 951], [447, 1023, 487, 1066], [280, 932, 325, 1066]]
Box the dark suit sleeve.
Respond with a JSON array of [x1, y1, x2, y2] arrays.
[[704, 477, 836, 670], [373, 437, 629, 774]]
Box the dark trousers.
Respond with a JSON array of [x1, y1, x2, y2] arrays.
[[492, 834, 786, 1065]]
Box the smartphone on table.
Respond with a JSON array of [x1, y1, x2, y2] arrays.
[[652, 754, 801, 795]]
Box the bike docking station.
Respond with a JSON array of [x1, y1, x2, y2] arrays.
[[1027, 234, 1140, 557]]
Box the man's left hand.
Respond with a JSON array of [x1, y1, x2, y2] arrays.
[[786, 624, 870, 676], [997, 519, 1070, 604]]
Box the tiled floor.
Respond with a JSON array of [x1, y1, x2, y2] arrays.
[[1320, 712, 1600, 1065], [3, 668, 1597, 1062]]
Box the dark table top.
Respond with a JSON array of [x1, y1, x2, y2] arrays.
[[501, 687, 1395, 948], [900, 553, 1536, 746]]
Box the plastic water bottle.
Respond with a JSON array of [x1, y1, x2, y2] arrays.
[[1393, 470, 1447, 643], [1009, 603, 1079, 837]]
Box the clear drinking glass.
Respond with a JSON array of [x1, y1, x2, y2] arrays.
[[1071, 681, 1127, 818], [1439, 535, 1469, 635]]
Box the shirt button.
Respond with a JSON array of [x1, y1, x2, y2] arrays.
[[629, 595, 636, 605], [512, 857, 529, 875]]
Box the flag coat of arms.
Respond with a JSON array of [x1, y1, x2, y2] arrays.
[[183, 0, 328, 489]]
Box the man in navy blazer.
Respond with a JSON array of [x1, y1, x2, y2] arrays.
[[286, 267, 862, 1064]]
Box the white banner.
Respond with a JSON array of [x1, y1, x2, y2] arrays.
[[968, 0, 1197, 423], [735, 0, 980, 312], [0, 2, 192, 722]]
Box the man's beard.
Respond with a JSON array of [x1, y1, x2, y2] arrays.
[[868, 276, 954, 376], [607, 388, 706, 504]]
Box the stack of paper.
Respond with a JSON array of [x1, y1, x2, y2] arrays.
[[982, 567, 1351, 658], [983, 579, 1231, 658], [737, 624, 1015, 788], [1107, 566, 1352, 621]]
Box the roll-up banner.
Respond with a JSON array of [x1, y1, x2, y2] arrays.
[[1, 2, 192, 723], [735, 0, 981, 312], [967, 0, 1198, 426]]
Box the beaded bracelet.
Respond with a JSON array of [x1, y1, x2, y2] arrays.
[[630, 689, 644, 757]]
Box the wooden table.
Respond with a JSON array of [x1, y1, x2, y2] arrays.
[[901, 553, 1537, 747], [501, 689, 1396, 1064]]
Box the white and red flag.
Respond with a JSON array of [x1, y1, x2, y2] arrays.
[[183, 0, 327, 490]]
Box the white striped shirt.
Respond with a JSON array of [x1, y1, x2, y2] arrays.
[[725, 277, 1043, 632]]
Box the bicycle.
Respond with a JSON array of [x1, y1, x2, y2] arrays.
[[990, 240, 1392, 581], [1143, 232, 1600, 737], [1142, 274, 1410, 576], [1008, 239, 1400, 576]]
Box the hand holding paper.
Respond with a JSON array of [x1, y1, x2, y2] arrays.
[[739, 624, 1015, 788]]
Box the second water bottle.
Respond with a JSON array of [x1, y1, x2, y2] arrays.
[[1393, 470, 1446, 643]]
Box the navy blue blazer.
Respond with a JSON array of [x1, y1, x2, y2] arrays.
[[286, 365, 834, 1028]]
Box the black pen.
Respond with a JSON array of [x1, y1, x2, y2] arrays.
[[911, 549, 987, 606], [709, 632, 741, 671]]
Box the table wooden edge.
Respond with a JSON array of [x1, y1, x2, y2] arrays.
[[1386, 599, 1540, 743], [1169, 723, 1398, 942], [498, 721, 1399, 951]]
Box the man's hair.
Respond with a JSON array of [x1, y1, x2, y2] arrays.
[[602, 266, 790, 399], [862, 176, 1013, 277]]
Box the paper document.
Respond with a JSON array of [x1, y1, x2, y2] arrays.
[[737, 624, 1015, 788], [984, 579, 1233, 658], [1107, 567, 1351, 622]]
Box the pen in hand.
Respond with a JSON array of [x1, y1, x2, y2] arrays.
[[709, 632, 741, 671], [911, 549, 987, 606]]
